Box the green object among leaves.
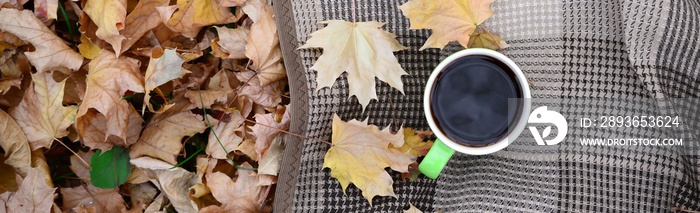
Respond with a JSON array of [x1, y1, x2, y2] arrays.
[[90, 146, 131, 189]]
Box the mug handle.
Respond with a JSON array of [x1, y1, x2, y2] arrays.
[[418, 139, 455, 179]]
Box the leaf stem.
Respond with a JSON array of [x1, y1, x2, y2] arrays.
[[351, 0, 357, 23], [242, 118, 332, 145], [478, 25, 505, 54], [198, 89, 257, 171]]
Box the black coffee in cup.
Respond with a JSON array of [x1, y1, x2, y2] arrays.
[[430, 55, 523, 147]]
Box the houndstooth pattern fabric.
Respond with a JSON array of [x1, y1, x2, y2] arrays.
[[275, 0, 700, 212]]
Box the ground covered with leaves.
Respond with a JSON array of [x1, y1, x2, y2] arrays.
[[0, 0, 508, 211], [0, 0, 287, 212]]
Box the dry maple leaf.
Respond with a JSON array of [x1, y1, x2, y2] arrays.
[[83, 0, 127, 54], [0, 110, 31, 177], [69, 151, 94, 184], [34, 0, 58, 21], [60, 185, 127, 212], [76, 50, 144, 151], [10, 72, 77, 150], [143, 47, 187, 113], [258, 135, 283, 176], [323, 114, 414, 204], [130, 108, 210, 165], [2, 166, 56, 213], [399, 0, 495, 50], [154, 167, 198, 213], [207, 110, 245, 159], [166, 0, 236, 38], [78, 34, 101, 59], [245, 3, 285, 86], [0, 8, 83, 72], [391, 128, 434, 157], [300, 20, 408, 111], [118, 0, 170, 55], [240, 0, 263, 23], [251, 108, 290, 160], [212, 27, 248, 59], [77, 106, 142, 151], [235, 71, 283, 108], [203, 162, 269, 213]]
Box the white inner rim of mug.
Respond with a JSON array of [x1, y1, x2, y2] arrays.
[[424, 48, 531, 155]]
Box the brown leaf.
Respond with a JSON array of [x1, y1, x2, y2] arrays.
[[76, 50, 144, 151], [0, 8, 83, 72], [77, 106, 142, 150], [69, 151, 94, 184], [4, 166, 56, 212], [245, 4, 285, 86], [0, 157, 18, 194], [207, 110, 245, 160], [83, 0, 127, 53], [130, 109, 209, 165], [10, 72, 77, 150], [154, 167, 198, 213], [0, 110, 30, 177], [205, 162, 269, 213], [118, 0, 170, 55], [143, 47, 187, 113], [235, 71, 283, 108], [211, 27, 248, 59], [257, 135, 283, 176], [33, 0, 58, 21], [240, 0, 263, 23], [60, 185, 126, 213], [323, 114, 414, 204], [166, 0, 236, 38], [251, 108, 289, 160]]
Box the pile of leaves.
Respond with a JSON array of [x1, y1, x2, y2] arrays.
[[0, 0, 506, 211], [0, 0, 287, 211]]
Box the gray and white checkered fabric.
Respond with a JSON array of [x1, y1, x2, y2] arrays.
[[274, 0, 700, 212]]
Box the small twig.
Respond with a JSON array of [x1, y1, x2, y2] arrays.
[[243, 118, 333, 145], [479, 25, 505, 54]]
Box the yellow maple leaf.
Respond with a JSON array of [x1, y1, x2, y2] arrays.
[[166, 0, 236, 38], [323, 114, 414, 204], [467, 28, 509, 50], [78, 34, 101, 59], [392, 128, 434, 157], [399, 0, 495, 50], [300, 20, 408, 111], [0, 8, 83, 72], [10, 72, 77, 150], [83, 0, 127, 53]]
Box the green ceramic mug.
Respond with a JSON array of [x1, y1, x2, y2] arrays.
[[418, 48, 531, 179]]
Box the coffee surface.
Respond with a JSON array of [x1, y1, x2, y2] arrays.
[[431, 55, 521, 147]]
